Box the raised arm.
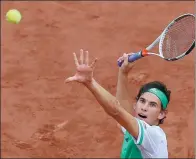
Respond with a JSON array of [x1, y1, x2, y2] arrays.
[[116, 53, 134, 114], [116, 53, 135, 132], [65, 50, 139, 139]]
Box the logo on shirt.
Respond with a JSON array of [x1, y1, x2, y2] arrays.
[[125, 137, 129, 142]]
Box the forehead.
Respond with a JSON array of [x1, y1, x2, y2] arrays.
[[140, 92, 161, 104]]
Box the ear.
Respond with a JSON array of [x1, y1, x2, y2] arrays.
[[158, 109, 167, 120]]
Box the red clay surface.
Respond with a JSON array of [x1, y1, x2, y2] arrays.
[[1, 1, 195, 158]]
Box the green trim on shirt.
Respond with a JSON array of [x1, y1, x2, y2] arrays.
[[137, 119, 144, 145], [120, 119, 144, 158], [120, 130, 143, 158]]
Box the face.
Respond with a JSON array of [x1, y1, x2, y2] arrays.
[[134, 92, 167, 125]]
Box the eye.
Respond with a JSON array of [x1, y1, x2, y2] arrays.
[[149, 102, 157, 107], [139, 98, 145, 103]]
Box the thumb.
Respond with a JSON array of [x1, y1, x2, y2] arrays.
[[64, 76, 77, 83], [123, 53, 129, 65]]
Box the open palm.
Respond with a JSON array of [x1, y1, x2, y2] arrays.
[[65, 49, 98, 84]]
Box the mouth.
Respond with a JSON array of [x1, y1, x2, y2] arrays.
[[138, 114, 147, 119]]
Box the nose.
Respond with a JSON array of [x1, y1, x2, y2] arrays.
[[141, 103, 148, 112]]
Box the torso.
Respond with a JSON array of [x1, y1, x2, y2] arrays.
[[120, 119, 168, 158]]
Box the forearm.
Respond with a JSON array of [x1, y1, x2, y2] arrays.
[[84, 78, 139, 138], [116, 70, 133, 114], [85, 78, 121, 116]]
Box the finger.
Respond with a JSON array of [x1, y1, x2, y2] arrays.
[[90, 58, 98, 68], [117, 56, 123, 62], [128, 52, 134, 55], [123, 53, 129, 65], [80, 49, 84, 64], [119, 53, 128, 66], [73, 52, 79, 67], [85, 51, 89, 65], [64, 76, 77, 83], [117, 53, 126, 62], [123, 53, 127, 59]]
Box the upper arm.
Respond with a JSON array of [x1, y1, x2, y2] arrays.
[[113, 106, 139, 139], [116, 71, 133, 114]]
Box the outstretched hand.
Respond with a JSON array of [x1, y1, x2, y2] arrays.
[[65, 49, 98, 84]]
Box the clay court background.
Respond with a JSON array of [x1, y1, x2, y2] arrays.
[[1, 1, 195, 158]]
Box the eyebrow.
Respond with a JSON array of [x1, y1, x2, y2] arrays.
[[139, 97, 158, 105], [139, 97, 145, 100], [149, 101, 158, 105]]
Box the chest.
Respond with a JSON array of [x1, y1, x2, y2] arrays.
[[120, 132, 142, 158]]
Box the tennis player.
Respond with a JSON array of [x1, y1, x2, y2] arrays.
[[65, 49, 171, 158], [116, 53, 170, 158]]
